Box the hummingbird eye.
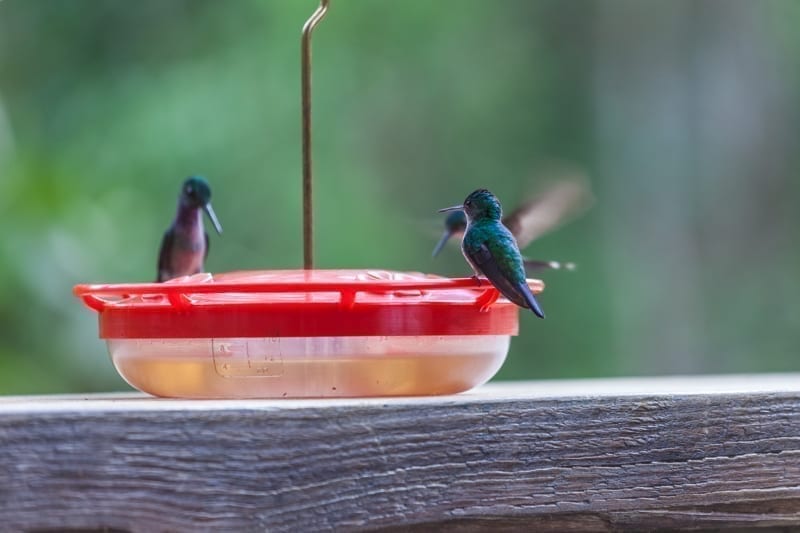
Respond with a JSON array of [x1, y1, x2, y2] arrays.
[[465, 200, 473, 207]]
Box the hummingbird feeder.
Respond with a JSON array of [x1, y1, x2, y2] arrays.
[[73, 0, 545, 399]]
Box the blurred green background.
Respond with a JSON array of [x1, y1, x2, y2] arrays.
[[0, 0, 798, 393]]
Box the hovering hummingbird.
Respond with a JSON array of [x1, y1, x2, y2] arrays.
[[432, 177, 591, 271], [439, 189, 545, 318], [156, 176, 223, 282]]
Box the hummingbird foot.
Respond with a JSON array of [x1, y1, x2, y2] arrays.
[[476, 288, 500, 312], [471, 275, 483, 287]]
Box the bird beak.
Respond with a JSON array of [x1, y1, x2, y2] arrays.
[[438, 205, 463, 213], [204, 203, 223, 234], [432, 230, 454, 257]]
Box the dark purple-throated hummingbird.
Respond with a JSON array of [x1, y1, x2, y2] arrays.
[[157, 176, 222, 282], [432, 177, 591, 272], [439, 189, 545, 318]]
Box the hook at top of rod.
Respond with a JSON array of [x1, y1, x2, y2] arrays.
[[301, 0, 329, 270], [303, 0, 329, 36]]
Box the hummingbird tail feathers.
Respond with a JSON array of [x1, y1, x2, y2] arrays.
[[518, 282, 545, 319]]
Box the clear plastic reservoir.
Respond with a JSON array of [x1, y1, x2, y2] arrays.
[[108, 335, 510, 398]]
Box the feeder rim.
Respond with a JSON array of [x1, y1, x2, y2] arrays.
[[73, 274, 544, 298]]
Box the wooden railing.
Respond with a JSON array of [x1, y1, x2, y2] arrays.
[[1, 374, 799, 531]]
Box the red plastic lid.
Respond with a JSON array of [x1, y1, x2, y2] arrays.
[[73, 270, 545, 338]]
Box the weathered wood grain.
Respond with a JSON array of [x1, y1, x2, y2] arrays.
[[1, 375, 800, 532]]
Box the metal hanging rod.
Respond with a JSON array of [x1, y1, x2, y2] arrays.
[[301, 0, 329, 269]]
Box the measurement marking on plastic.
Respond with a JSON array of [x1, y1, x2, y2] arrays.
[[212, 339, 284, 378]]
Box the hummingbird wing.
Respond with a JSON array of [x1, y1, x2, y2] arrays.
[[464, 231, 545, 318], [205, 231, 210, 261], [503, 177, 593, 249], [156, 228, 175, 282], [523, 258, 576, 272]]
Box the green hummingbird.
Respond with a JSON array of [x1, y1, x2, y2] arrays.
[[157, 176, 222, 282], [439, 189, 545, 318], [432, 177, 590, 272]]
